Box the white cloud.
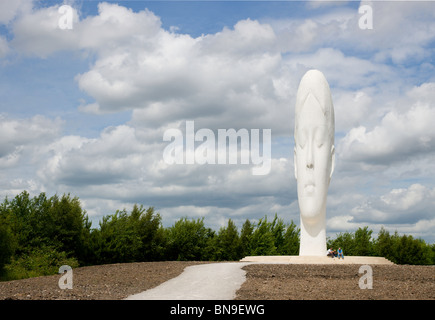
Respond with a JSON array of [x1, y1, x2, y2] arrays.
[[327, 183, 435, 242], [0, 36, 9, 57], [38, 125, 153, 187], [351, 184, 435, 224], [201, 19, 277, 56], [11, 4, 80, 57], [327, 215, 361, 233], [0, 115, 62, 199], [7, 3, 291, 133], [285, 48, 395, 89], [332, 90, 372, 132], [0, 115, 62, 162], [33, 117, 296, 230], [74, 15, 287, 134], [381, 184, 429, 211], [269, 1, 435, 68], [0, 0, 33, 25], [339, 83, 435, 166]]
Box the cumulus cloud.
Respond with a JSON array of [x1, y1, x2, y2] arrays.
[[0, 115, 62, 162], [349, 184, 435, 225], [38, 125, 153, 187], [0, 115, 62, 198], [286, 48, 395, 89], [326, 183, 435, 242], [8, 3, 292, 133], [339, 83, 435, 167], [75, 15, 289, 133], [270, 1, 435, 68], [328, 183, 435, 242], [11, 3, 80, 56], [0, 0, 33, 25], [0, 36, 9, 57], [39, 123, 294, 199]]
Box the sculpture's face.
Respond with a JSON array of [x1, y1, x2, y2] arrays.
[[294, 93, 334, 224]]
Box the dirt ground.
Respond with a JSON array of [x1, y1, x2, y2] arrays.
[[235, 264, 435, 300], [0, 261, 207, 300], [0, 262, 434, 300]]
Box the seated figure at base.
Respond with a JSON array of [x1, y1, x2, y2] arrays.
[[327, 248, 336, 258], [337, 247, 344, 259]]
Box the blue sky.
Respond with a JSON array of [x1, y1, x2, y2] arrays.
[[1, 0, 435, 243]]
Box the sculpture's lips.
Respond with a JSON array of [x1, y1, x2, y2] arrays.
[[304, 184, 315, 194]]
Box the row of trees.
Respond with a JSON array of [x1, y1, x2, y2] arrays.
[[327, 226, 435, 265], [1, 191, 434, 280], [81, 206, 300, 264]]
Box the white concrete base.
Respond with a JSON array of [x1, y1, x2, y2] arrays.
[[240, 255, 394, 265]]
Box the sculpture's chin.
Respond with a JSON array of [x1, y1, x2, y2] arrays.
[[299, 201, 325, 224], [300, 211, 321, 224]]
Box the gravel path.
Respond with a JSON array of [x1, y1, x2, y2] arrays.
[[126, 262, 249, 300]]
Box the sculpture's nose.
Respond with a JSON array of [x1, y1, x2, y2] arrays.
[[306, 142, 314, 169]]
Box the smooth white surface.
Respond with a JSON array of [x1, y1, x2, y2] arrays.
[[125, 262, 250, 300], [241, 256, 394, 265], [294, 70, 335, 256]]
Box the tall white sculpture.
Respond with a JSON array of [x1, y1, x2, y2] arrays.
[[294, 70, 335, 256]]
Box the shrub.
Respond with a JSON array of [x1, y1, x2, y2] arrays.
[[2, 246, 78, 281], [0, 225, 15, 276]]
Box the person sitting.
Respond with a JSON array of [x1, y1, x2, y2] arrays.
[[337, 247, 344, 259], [327, 248, 335, 258]]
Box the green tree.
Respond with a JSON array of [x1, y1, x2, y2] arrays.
[[282, 220, 300, 255], [431, 244, 435, 264], [212, 219, 240, 261], [239, 219, 254, 258], [0, 200, 15, 275], [394, 235, 432, 265], [96, 209, 142, 263], [373, 228, 433, 265], [0, 191, 91, 280], [270, 214, 286, 254], [0, 224, 15, 276], [250, 216, 277, 255], [328, 231, 355, 255], [354, 226, 374, 256], [166, 217, 210, 261], [4, 192, 91, 261], [49, 194, 91, 262], [374, 227, 393, 260], [134, 206, 167, 261]]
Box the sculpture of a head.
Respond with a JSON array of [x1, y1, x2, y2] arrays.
[[294, 70, 335, 225]]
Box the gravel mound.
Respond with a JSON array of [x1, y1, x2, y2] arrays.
[[235, 264, 435, 300]]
